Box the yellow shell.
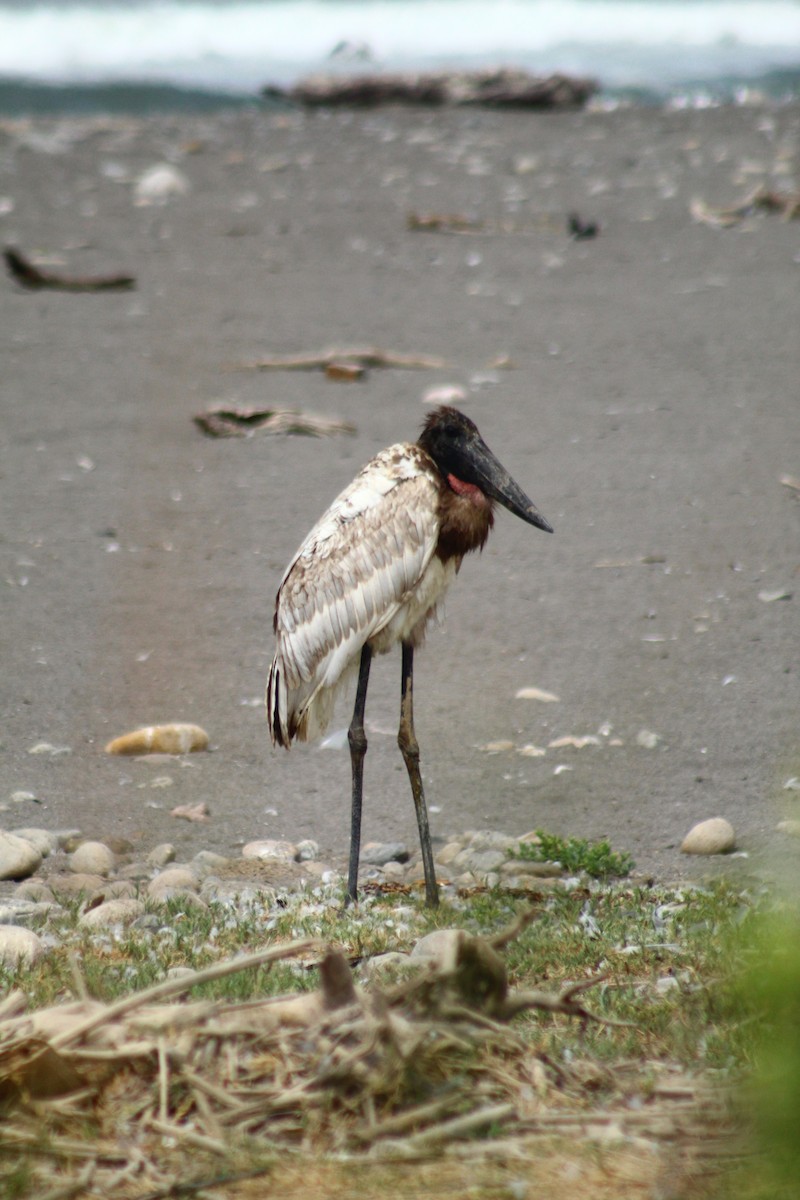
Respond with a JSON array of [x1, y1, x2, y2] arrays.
[[104, 723, 209, 756]]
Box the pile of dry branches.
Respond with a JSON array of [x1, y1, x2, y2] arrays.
[[0, 914, 724, 1198]]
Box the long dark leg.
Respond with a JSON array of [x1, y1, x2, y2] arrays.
[[399, 642, 439, 907], [347, 644, 373, 904]]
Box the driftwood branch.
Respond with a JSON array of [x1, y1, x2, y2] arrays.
[[690, 183, 800, 228], [4, 247, 135, 292], [232, 346, 446, 372], [193, 406, 356, 439]]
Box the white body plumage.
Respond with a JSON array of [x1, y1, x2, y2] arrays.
[[267, 443, 459, 746]]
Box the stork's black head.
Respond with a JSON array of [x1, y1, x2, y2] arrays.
[[418, 406, 553, 533]]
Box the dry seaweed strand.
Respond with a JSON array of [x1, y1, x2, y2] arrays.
[[0, 921, 729, 1199]]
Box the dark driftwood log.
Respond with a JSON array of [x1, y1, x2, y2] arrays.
[[4, 247, 135, 292], [264, 69, 597, 110]]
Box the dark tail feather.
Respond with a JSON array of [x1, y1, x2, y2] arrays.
[[266, 660, 290, 748]]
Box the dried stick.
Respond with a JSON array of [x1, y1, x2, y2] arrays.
[[36, 1160, 96, 1200], [401, 1101, 516, 1150], [500, 975, 633, 1029], [350, 1094, 463, 1143], [148, 1118, 228, 1157], [49, 938, 323, 1049], [158, 1037, 169, 1123]]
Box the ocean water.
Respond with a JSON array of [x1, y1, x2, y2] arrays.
[[1, 0, 799, 114]]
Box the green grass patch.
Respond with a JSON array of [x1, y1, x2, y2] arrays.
[[0, 876, 761, 1071], [512, 830, 635, 879]]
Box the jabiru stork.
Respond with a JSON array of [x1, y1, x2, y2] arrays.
[[267, 406, 553, 906]]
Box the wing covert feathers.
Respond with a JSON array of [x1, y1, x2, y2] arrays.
[[267, 445, 444, 746]]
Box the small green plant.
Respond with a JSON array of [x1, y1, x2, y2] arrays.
[[511, 830, 634, 879]]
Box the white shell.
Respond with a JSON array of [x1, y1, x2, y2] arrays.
[[105, 723, 209, 755]]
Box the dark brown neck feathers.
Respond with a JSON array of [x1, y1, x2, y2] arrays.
[[434, 478, 495, 564]]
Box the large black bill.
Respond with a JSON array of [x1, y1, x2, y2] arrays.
[[469, 440, 554, 534]]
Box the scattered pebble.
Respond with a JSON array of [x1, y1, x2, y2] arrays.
[[14, 880, 55, 903], [380, 861, 406, 882], [171, 802, 210, 822], [294, 839, 320, 862], [133, 163, 191, 205], [0, 831, 43, 881], [8, 828, 57, 857], [361, 842, 409, 866], [636, 730, 662, 749], [192, 850, 231, 873], [411, 929, 463, 964], [466, 849, 506, 874], [512, 153, 540, 174], [548, 735, 602, 749], [9, 791, 39, 805], [27, 742, 71, 756], [147, 868, 199, 901], [422, 384, 467, 405], [0, 897, 58, 926], [435, 841, 464, 866], [105, 723, 209, 755], [242, 839, 298, 864], [68, 841, 115, 877], [146, 843, 177, 868], [78, 899, 146, 929], [680, 817, 736, 856], [515, 686, 560, 702], [0, 926, 44, 967], [776, 820, 800, 837], [757, 588, 792, 603], [93, 881, 137, 902], [49, 873, 106, 897]]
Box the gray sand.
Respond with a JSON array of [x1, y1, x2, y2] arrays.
[[2, 102, 798, 881]]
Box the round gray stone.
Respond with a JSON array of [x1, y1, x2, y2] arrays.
[[78, 899, 145, 929], [9, 828, 57, 858], [0, 831, 43, 881], [146, 843, 176, 868], [0, 926, 45, 966], [69, 841, 115, 877]]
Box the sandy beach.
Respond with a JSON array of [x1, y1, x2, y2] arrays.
[[1, 99, 798, 884]]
